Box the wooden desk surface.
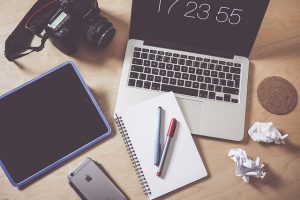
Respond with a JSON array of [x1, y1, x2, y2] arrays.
[[1, 0, 300, 199]]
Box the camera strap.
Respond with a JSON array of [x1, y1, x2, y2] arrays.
[[4, 0, 59, 61], [6, 35, 49, 61]]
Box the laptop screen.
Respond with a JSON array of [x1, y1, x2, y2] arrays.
[[130, 0, 269, 57]]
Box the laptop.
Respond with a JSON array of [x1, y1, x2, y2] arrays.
[[115, 0, 269, 141]]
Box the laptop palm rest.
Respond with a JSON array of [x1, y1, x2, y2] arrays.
[[177, 98, 204, 133], [177, 96, 245, 141]]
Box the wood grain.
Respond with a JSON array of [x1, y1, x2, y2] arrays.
[[0, 0, 300, 199]]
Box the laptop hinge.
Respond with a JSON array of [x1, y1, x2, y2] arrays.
[[144, 40, 234, 59]]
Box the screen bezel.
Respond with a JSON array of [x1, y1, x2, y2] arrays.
[[0, 61, 112, 187]]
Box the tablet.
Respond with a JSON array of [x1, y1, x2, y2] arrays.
[[0, 61, 111, 187]]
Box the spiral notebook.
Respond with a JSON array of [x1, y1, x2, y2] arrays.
[[115, 92, 207, 200]]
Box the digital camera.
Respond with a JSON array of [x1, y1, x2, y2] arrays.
[[4, 0, 116, 61], [45, 0, 116, 54]]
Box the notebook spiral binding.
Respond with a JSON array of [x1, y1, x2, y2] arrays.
[[115, 114, 152, 198]]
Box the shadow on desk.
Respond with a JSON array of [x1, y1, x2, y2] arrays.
[[251, 163, 282, 189], [243, 61, 256, 145], [258, 139, 300, 154], [250, 33, 300, 60], [12, 60, 40, 75]]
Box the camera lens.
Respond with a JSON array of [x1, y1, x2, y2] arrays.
[[70, 172, 74, 176], [85, 16, 116, 48]]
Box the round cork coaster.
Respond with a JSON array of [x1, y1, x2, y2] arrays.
[[257, 76, 298, 115]]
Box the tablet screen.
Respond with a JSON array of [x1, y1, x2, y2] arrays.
[[0, 63, 110, 185]]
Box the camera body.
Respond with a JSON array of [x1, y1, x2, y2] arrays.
[[45, 0, 115, 55]]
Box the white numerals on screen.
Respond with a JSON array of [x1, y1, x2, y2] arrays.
[[158, 0, 243, 25], [196, 3, 210, 20], [216, 6, 230, 23], [229, 9, 243, 25], [184, 2, 210, 19], [168, 0, 180, 14], [216, 7, 243, 25], [184, 2, 197, 18], [158, 0, 162, 12]]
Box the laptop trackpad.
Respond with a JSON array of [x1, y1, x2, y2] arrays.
[[177, 98, 203, 133]]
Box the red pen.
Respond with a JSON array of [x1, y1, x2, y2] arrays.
[[156, 118, 177, 177]]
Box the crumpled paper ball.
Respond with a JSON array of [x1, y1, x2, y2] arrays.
[[248, 122, 288, 144], [228, 148, 266, 183]]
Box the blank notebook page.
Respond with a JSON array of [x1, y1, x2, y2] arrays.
[[116, 92, 207, 199]]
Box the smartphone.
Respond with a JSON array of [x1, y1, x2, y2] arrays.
[[68, 158, 128, 200]]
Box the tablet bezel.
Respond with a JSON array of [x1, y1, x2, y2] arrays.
[[0, 61, 112, 187]]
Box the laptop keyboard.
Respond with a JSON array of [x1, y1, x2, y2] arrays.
[[127, 47, 241, 103]]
